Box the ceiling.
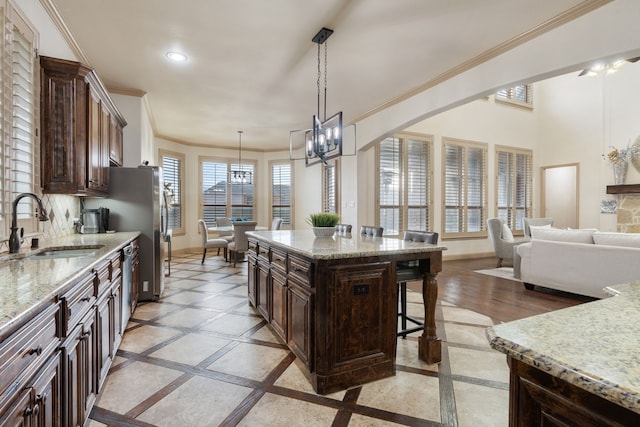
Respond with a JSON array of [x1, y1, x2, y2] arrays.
[[49, 0, 592, 151]]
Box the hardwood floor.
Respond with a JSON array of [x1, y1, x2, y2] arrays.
[[413, 257, 595, 324]]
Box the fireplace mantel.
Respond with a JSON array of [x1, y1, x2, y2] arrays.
[[606, 184, 640, 194]]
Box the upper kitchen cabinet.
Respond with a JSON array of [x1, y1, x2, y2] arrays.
[[40, 56, 126, 196]]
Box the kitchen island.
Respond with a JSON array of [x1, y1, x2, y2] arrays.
[[246, 230, 446, 394], [487, 281, 640, 426]]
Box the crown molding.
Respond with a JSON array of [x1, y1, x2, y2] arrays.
[[39, 0, 91, 65]]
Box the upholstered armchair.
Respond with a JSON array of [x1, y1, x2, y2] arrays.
[[227, 221, 257, 267], [487, 218, 527, 268]]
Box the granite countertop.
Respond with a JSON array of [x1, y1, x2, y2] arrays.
[[487, 281, 640, 414], [0, 232, 140, 338], [246, 230, 447, 260]]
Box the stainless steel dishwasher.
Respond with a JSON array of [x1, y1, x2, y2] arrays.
[[122, 243, 134, 326]]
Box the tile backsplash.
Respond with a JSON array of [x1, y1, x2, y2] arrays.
[[616, 195, 640, 233], [0, 194, 81, 253]]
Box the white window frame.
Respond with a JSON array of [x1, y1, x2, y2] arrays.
[[159, 149, 185, 236], [270, 160, 293, 229], [495, 145, 532, 235], [495, 84, 533, 109], [322, 159, 340, 215], [376, 133, 433, 237], [441, 137, 488, 239], [1, 3, 40, 239]]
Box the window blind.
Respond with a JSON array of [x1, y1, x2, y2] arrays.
[[496, 147, 532, 232], [443, 139, 487, 236], [322, 162, 337, 214], [201, 158, 255, 224], [272, 163, 292, 226], [230, 162, 254, 220], [161, 153, 183, 232], [496, 84, 532, 105]]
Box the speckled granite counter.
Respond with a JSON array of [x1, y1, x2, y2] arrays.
[[245, 230, 447, 259], [0, 232, 139, 338], [487, 281, 640, 416]]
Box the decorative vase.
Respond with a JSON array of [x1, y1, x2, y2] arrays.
[[613, 160, 628, 185], [312, 226, 335, 238]]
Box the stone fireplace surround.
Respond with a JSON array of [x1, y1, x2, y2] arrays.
[[606, 184, 640, 233]]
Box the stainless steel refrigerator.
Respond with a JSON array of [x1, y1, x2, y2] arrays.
[[85, 166, 165, 301]]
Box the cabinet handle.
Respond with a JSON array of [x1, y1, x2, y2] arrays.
[[80, 331, 90, 341], [81, 296, 91, 302], [28, 346, 42, 356], [35, 393, 46, 404], [32, 404, 40, 416]]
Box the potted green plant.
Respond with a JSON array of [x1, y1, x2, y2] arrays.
[[306, 212, 340, 237]]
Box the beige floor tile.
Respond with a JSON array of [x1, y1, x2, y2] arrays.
[[249, 324, 284, 344], [155, 307, 219, 328], [194, 294, 245, 310], [232, 303, 259, 315], [453, 381, 509, 427], [226, 285, 249, 296], [199, 312, 263, 335], [444, 323, 492, 348], [357, 371, 440, 421], [165, 269, 200, 279], [161, 290, 209, 305], [119, 324, 182, 353], [207, 342, 289, 381], [189, 272, 230, 282], [149, 333, 231, 366], [448, 346, 510, 383], [164, 279, 208, 290], [238, 392, 337, 427], [132, 302, 182, 321], [85, 420, 108, 427], [137, 376, 253, 427], [441, 306, 494, 326], [192, 281, 236, 293], [349, 414, 409, 426], [273, 359, 346, 400], [95, 361, 183, 413]]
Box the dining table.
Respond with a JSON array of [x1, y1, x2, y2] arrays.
[[208, 225, 268, 233]]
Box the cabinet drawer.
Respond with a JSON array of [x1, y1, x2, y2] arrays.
[[248, 240, 258, 255], [110, 251, 122, 280], [0, 303, 59, 404], [270, 248, 287, 274], [288, 255, 313, 285], [257, 243, 269, 262], [60, 273, 96, 337], [95, 260, 111, 296]]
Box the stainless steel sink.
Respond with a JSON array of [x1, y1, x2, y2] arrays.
[[27, 245, 104, 260]]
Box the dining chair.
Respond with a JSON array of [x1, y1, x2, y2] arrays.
[[396, 230, 438, 338], [215, 217, 235, 243], [360, 225, 384, 237], [271, 218, 283, 230], [227, 221, 257, 267], [335, 224, 352, 233], [197, 219, 228, 263]]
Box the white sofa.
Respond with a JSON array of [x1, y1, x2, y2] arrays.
[[516, 228, 640, 298]]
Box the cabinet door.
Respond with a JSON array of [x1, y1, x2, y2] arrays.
[[62, 310, 97, 427], [257, 262, 270, 320], [96, 293, 112, 392], [247, 255, 257, 307], [287, 281, 313, 369], [270, 269, 287, 341], [0, 388, 32, 427], [87, 88, 102, 192], [100, 106, 110, 190], [31, 354, 62, 427], [109, 115, 123, 166], [112, 277, 123, 351]]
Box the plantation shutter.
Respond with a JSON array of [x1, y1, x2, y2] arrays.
[[272, 163, 292, 226]]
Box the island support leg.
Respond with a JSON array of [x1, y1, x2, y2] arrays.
[[418, 270, 441, 364]]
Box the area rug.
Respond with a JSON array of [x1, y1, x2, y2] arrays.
[[474, 267, 521, 282]]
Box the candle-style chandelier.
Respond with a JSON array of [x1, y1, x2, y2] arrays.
[[229, 131, 252, 184], [290, 27, 355, 167]]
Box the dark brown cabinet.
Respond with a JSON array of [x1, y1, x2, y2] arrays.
[[287, 279, 313, 368], [247, 252, 257, 307], [270, 269, 287, 341], [40, 56, 126, 196]]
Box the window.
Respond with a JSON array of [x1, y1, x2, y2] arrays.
[[200, 157, 255, 225], [442, 138, 487, 237], [322, 160, 339, 214], [271, 161, 293, 228], [377, 134, 432, 236], [496, 84, 532, 107], [160, 150, 185, 235], [496, 146, 532, 234], [0, 5, 39, 238]]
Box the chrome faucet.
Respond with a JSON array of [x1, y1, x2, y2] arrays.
[[9, 193, 49, 253]]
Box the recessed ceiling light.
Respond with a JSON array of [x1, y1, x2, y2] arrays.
[[166, 51, 187, 62]]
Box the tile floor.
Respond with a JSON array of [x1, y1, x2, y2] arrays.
[[88, 252, 509, 426]]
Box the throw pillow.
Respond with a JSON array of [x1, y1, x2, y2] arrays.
[[501, 223, 514, 242], [530, 227, 595, 244], [593, 232, 640, 248], [528, 224, 551, 235]]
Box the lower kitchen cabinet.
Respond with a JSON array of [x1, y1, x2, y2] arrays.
[[61, 308, 97, 427], [270, 269, 287, 342]]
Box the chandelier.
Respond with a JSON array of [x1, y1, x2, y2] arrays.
[[290, 27, 354, 167], [229, 131, 252, 184]]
